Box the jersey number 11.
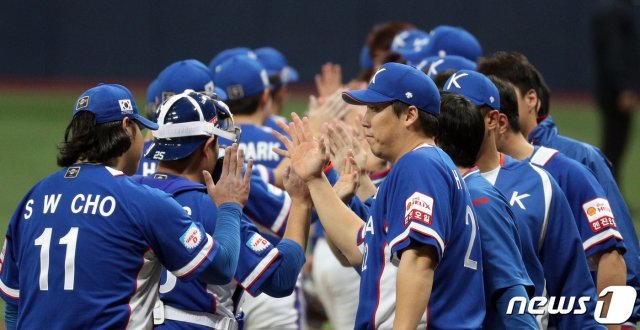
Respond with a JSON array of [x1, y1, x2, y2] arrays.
[[34, 227, 79, 291]]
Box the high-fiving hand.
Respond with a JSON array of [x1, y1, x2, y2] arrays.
[[203, 143, 253, 207]]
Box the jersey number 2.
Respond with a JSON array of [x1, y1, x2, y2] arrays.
[[34, 227, 78, 291], [464, 206, 478, 270]]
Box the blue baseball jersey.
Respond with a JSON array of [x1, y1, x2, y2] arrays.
[[0, 164, 217, 329], [530, 116, 640, 322], [264, 114, 288, 136], [462, 169, 534, 329], [136, 140, 158, 176], [355, 145, 485, 329], [135, 174, 283, 323], [482, 154, 601, 329], [527, 146, 625, 258], [220, 123, 284, 168]]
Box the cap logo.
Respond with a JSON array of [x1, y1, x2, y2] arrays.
[[118, 99, 134, 114], [227, 84, 245, 100], [405, 92, 413, 99], [490, 96, 495, 103], [391, 31, 409, 49], [428, 59, 445, 76], [76, 96, 89, 110], [204, 81, 214, 94], [446, 72, 469, 90], [370, 68, 386, 84], [413, 37, 429, 51], [260, 69, 270, 87]]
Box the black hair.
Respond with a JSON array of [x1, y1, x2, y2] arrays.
[[268, 74, 283, 97], [431, 69, 457, 90], [390, 101, 439, 138], [477, 51, 551, 117], [57, 112, 136, 167], [436, 91, 485, 168], [224, 92, 262, 116], [487, 76, 522, 133]]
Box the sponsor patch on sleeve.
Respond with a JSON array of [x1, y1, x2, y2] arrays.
[[180, 222, 203, 251], [582, 198, 617, 232], [404, 192, 434, 226], [246, 233, 271, 256]]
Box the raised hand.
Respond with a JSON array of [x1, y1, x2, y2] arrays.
[[315, 62, 343, 100], [272, 113, 329, 182], [283, 166, 311, 203], [326, 120, 368, 174], [306, 90, 351, 136], [203, 143, 253, 207], [333, 150, 361, 203]]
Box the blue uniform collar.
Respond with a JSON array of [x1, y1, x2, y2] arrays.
[[528, 116, 558, 146], [133, 172, 206, 196]]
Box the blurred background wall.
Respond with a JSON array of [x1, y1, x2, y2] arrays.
[[0, 0, 630, 92]]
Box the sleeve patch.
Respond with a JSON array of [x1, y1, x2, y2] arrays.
[[404, 192, 434, 226], [582, 198, 617, 233], [180, 222, 203, 251], [246, 233, 272, 256]]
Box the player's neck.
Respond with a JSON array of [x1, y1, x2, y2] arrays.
[[391, 135, 434, 164], [475, 132, 500, 172], [499, 131, 535, 161], [457, 166, 472, 177], [234, 111, 267, 126], [156, 163, 204, 184]]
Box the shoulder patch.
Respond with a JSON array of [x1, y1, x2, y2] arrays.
[[582, 198, 617, 233], [180, 222, 203, 251], [404, 192, 434, 226], [64, 166, 81, 178], [246, 233, 272, 256]]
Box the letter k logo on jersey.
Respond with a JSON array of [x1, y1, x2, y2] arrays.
[[370, 68, 386, 84], [446, 72, 469, 90]]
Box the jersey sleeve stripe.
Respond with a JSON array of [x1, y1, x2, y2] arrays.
[[472, 198, 489, 206], [357, 225, 365, 246], [173, 233, 215, 278], [0, 279, 19, 299], [530, 164, 552, 252], [389, 222, 445, 257], [583, 228, 624, 251], [271, 194, 292, 233], [240, 248, 281, 290]]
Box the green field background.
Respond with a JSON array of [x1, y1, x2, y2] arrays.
[[0, 89, 639, 325]]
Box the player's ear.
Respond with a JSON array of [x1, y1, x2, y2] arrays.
[[524, 89, 539, 115], [259, 89, 271, 110], [485, 110, 499, 130], [404, 105, 420, 128], [121, 117, 136, 138], [496, 113, 510, 135], [203, 137, 217, 160]]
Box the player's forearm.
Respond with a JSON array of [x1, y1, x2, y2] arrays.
[[356, 174, 377, 201], [394, 247, 435, 330], [307, 175, 364, 266], [325, 236, 351, 267], [597, 249, 626, 330], [282, 200, 312, 250], [261, 238, 306, 298], [199, 203, 242, 284]]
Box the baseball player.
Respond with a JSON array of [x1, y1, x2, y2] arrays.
[[488, 75, 627, 318], [254, 47, 299, 135], [437, 91, 537, 329], [273, 63, 485, 329], [0, 84, 249, 329], [389, 29, 431, 65], [133, 91, 311, 329], [444, 71, 602, 329], [478, 52, 640, 327]]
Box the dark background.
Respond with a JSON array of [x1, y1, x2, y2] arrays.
[[0, 0, 634, 92]]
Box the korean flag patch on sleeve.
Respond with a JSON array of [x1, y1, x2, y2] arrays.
[[246, 233, 272, 256], [180, 222, 203, 251]]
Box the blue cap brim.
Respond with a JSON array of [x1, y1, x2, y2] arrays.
[[282, 67, 299, 83], [134, 114, 159, 130], [342, 89, 394, 105], [215, 87, 228, 101], [144, 139, 205, 161]]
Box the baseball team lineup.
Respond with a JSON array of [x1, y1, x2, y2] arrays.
[[1, 21, 639, 330]]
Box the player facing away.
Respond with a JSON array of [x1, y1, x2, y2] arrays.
[[487, 76, 627, 324], [443, 71, 602, 329], [478, 53, 640, 328], [132, 91, 311, 329], [272, 63, 485, 329], [436, 92, 537, 329], [0, 84, 250, 329]]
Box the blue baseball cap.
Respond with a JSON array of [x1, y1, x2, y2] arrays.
[[421, 55, 477, 78], [391, 29, 431, 65], [443, 70, 500, 110], [213, 55, 271, 101], [152, 59, 227, 102], [342, 62, 440, 115], [255, 47, 299, 84], [425, 25, 482, 62], [208, 47, 256, 77], [73, 83, 158, 130], [359, 45, 373, 70]]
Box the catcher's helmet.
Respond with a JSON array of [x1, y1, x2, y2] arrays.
[[144, 90, 240, 161]]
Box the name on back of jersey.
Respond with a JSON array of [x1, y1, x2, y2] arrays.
[[239, 142, 281, 162], [404, 192, 434, 226], [22, 193, 117, 220], [582, 198, 617, 233]]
